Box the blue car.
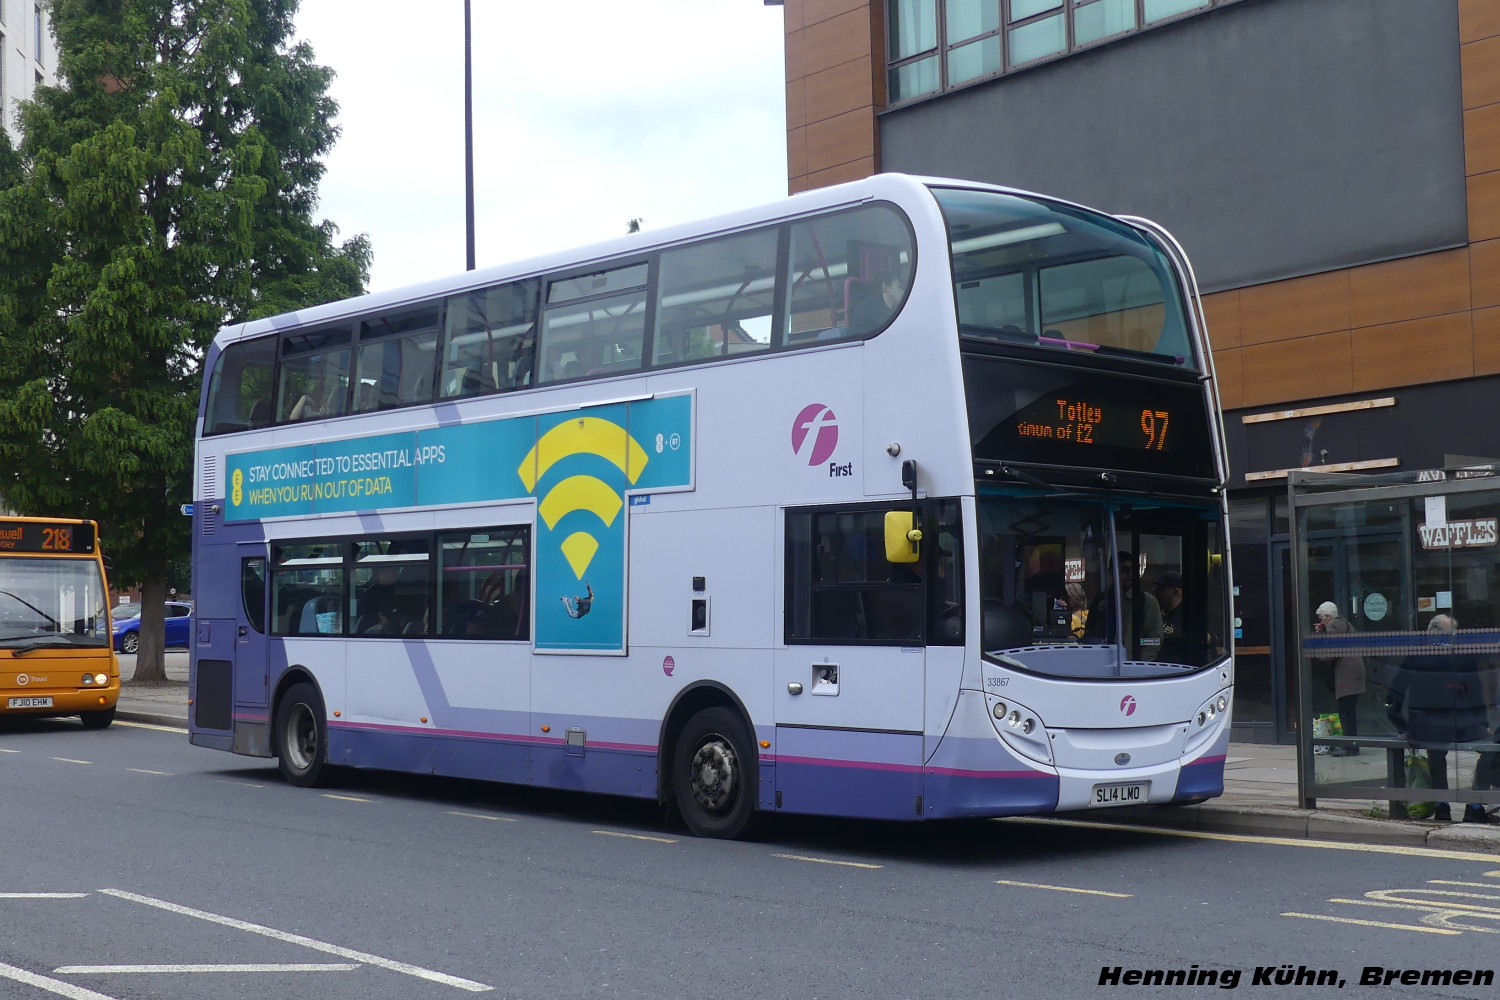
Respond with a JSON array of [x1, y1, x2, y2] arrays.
[[113, 602, 193, 654]]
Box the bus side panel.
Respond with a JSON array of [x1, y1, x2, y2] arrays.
[[338, 639, 532, 784], [922, 690, 1059, 819], [772, 727, 924, 820]]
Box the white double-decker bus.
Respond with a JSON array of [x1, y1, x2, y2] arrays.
[[191, 173, 1232, 838]]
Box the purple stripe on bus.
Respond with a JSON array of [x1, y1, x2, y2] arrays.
[[327, 718, 657, 753], [767, 753, 921, 773]]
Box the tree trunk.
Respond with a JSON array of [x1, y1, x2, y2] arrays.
[[131, 577, 168, 682]]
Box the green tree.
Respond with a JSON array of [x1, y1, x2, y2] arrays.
[[0, 0, 370, 682]]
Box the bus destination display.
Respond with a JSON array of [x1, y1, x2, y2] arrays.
[[964, 356, 1214, 479], [1016, 397, 1174, 452], [0, 521, 96, 554]]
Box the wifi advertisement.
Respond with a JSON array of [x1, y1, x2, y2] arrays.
[[221, 392, 694, 653]]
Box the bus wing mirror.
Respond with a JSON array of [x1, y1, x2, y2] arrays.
[[884, 511, 921, 563]]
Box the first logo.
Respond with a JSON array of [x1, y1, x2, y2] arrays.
[[791, 404, 839, 466]]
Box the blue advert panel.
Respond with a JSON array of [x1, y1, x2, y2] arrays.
[[223, 394, 694, 653]]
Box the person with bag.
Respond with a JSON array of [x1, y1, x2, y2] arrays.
[[1387, 614, 1497, 823], [1315, 601, 1365, 755]]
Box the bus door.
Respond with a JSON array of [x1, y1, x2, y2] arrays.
[[773, 505, 937, 820], [233, 546, 270, 710]]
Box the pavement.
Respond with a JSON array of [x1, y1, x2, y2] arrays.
[[115, 654, 1500, 853]]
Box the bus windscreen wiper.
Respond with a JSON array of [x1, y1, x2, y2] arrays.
[[9, 636, 101, 655]]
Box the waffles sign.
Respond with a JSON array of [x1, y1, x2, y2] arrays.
[[1418, 518, 1498, 549]]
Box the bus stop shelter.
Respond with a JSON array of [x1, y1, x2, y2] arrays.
[[1289, 467, 1500, 817]]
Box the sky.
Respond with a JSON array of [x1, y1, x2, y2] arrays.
[[293, 1, 790, 295]]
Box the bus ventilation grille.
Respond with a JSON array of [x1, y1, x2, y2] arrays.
[[200, 457, 218, 535]]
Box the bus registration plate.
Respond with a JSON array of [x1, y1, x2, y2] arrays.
[[8, 696, 53, 709], [1090, 781, 1148, 807]]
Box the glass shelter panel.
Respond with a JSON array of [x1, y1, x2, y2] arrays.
[[1294, 471, 1500, 818]]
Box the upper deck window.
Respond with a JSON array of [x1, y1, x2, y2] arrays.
[[935, 187, 1195, 368], [443, 279, 538, 399], [785, 204, 915, 346], [204, 336, 276, 435], [277, 328, 352, 422], [354, 306, 440, 412], [654, 229, 779, 365], [539, 263, 649, 384]]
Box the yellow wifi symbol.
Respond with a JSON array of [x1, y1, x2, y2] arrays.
[[519, 417, 649, 579]]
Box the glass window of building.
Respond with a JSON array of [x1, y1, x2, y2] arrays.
[[886, 0, 1239, 104]]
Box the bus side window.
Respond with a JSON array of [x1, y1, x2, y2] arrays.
[[204, 336, 276, 435], [538, 264, 648, 384], [354, 307, 440, 412], [277, 328, 352, 423], [654, 228, 778, 366], [436, 526, 530, 640], [241, 557, 266, 634], [270, 544, 345, 636], [785, 507, 922, 645], [785, 205, 914, 346], [442, 280, 538, 400]]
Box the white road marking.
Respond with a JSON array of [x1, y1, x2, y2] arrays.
[[50, 758, 90, 765], [995, 879, 1131, 898], [115, 721, 187, 734], [1009, 816, 1500, 861], [125, 769, 169, 776], [591, 830, 677, 843], [771, 853, 883, 869], [322, 794, 370, 803], [0, 893, 89, 899], [56, 964, 359, 974], [1282, 912, 1460, 935], [0, 960, 120, 999], [98, 889, 492, 992], [446, 811, 516, 823], [0, 748, 20, 753]]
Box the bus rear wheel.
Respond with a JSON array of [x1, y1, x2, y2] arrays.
[[672, 707, 759, 839], [79, 707, 115, 729], [274, 682, 330, 787]]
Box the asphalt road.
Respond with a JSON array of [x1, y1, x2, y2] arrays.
[[2, 718, 1499, 1000]]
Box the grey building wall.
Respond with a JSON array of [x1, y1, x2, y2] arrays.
[[880, 0, 1467, 292]]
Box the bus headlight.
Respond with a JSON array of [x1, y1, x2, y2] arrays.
[[94, 673, 108, 686], [986, 694, 1052, 765], [1216, 696, 1227, 713]]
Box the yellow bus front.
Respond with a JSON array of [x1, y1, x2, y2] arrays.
[[0, 518, 119, 728]]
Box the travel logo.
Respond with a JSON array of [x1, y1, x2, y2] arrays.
[[1119, 695, 1137, 717]]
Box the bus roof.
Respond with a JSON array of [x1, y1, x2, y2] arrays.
[[214, 173, 1136, 350]]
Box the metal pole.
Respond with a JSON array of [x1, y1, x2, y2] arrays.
[[464, 0, 476, 271]]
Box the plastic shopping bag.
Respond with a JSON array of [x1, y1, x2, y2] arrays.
[[1405, 751, 1435, 820]]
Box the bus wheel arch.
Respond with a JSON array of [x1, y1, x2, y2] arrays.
[[271, 669, 331, 788], [658, 683, 761, 839]]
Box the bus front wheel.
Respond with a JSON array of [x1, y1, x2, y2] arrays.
[[274, 682, 330, 787], [673, 707, 759, 839]]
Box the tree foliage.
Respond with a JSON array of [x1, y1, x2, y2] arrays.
[[0, 0, 370, 679]]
